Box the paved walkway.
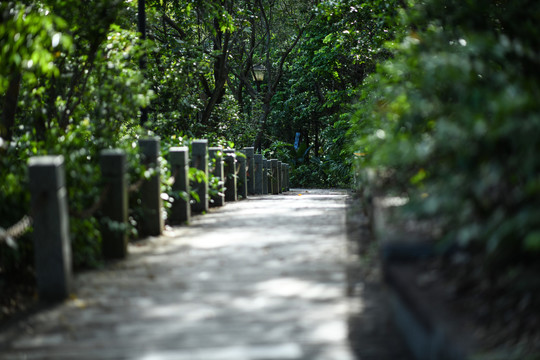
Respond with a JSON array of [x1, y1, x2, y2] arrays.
[[0, 189, 410, 360]]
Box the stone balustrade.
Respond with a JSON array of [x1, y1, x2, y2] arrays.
[[27, 138, 290, 302]]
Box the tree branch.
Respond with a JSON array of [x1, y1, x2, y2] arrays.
[[270, 14, 314, 94], [162, 14, 186, 39]]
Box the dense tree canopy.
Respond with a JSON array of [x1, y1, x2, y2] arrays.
[[1, 0, 398, 278]]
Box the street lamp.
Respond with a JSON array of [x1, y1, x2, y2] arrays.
[[252, 64, 266, 82]]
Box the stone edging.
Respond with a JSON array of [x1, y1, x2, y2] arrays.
[[372, 195, 473, 360]]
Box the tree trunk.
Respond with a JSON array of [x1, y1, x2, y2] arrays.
[[314, 120, 319, 157], [200, 19, 231, 127]]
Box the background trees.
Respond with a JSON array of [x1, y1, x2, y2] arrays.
[[142, 0, 319, 146], [1, 0, 151, 278], [267, 0, 401, 187], [0, 0, 401, 278]]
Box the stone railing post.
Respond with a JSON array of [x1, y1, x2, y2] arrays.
[[277, 161, 283, 193], [139, 137, 163, 236], [100, 149, 128, 259], [209, 147, 225, 207], [169, 147, 191, 224], [243, 147, 255, 195], [191, 140, 209, 213], [262, 159, 269, 195], [284, 163, 290, 191], [223, 149, 237, 202], [281, 162, 286, 192], [28, 156, 72, 302], [287, 164, 291, 191], [254, 154, 263, 195], [271, 159, 279, 195], [237, 153, 248, 199]]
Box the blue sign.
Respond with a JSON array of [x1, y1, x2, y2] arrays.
[[294, 132, 300, 150]]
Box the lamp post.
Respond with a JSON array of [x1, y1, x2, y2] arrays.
[[252, 64, 266, 92], [252, 64, 266, 152]]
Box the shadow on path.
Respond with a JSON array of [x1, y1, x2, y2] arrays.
[[345, 193, 412, 360], [0, 189, 411, 360]]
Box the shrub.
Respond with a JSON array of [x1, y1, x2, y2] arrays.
[[351, 0, 540, 276]]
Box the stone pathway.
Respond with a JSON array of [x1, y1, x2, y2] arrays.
[[0, 189, 411, 360]]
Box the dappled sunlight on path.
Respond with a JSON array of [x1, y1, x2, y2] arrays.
[[0, 189, 408, 359]]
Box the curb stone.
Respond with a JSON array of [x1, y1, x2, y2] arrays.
[[372, 196, 472, 360]]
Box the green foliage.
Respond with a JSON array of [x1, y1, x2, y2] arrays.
[[0, 0, 405, 290], [319, 116, 353, 187], [1, 0, 151, 279], [290, 164, 321, 188], [188, 167, 207, 203], [268, 0, 403, 188], [208, 173, 225, 205], [141, 0, 246, 139], [0, 2, 71, 92], [0, 141, 33, 281], [351, 0, 540, 275]]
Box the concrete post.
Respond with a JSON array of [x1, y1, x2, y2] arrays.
[[254, 154, 263, 195], [287, 164, 290, 191], [139, 137, 163, 236], [209, 147, 225, 207], [281, 163, 286, 192], [237, 153, 248, 199], [243, 147, 255, 195], [100, 150, 128, 259], [262, 159, 269, 195], [271, 159, 279, 195], [284, 163, 290, 191], [169, 147, 191, 224], [191, 140, 209, 213], [268, 160, 273, 194], [223, 149, 237, 202], [277, 161, 283, 193], [28, 156, 72, 302]]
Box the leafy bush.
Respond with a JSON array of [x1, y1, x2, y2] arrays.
[[290, 164, 321, 188], [268, 117, 353, 188], [351, 0, 540, 275], [0, 0, 152, 280]]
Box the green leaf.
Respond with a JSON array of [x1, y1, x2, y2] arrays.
[[523, 231, 540, 252]]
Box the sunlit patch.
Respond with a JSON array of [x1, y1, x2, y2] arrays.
[[378, 196, 408, 207], [307, 320, 347, 342], [67, 294, 88, 309], [142, 304, 215, 322], [138, 343, 303, 360], [256, 277, 341, 299], [230, 296, 279, 311]]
